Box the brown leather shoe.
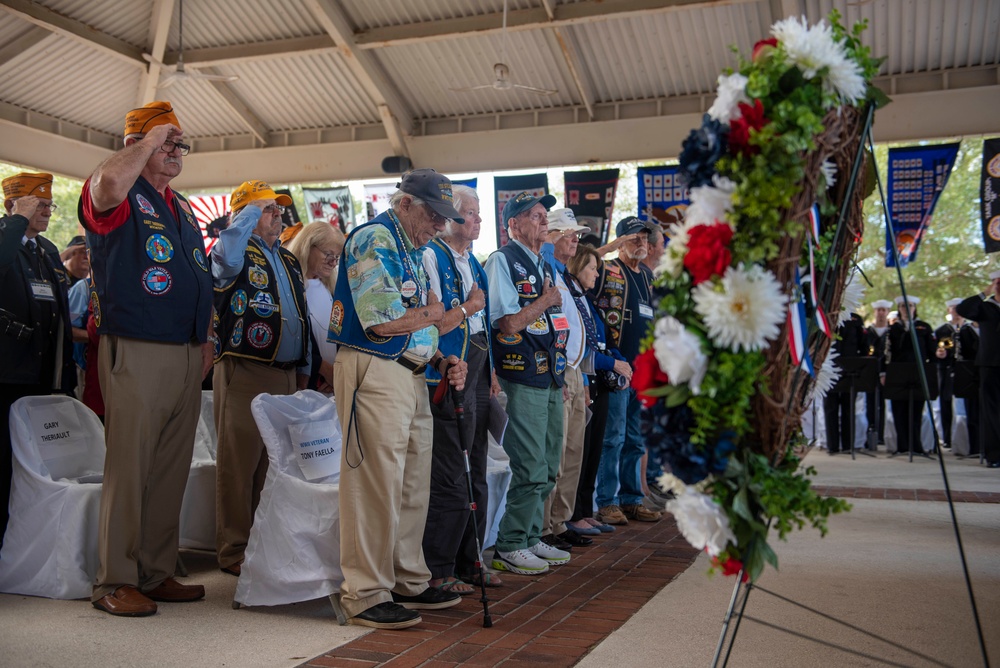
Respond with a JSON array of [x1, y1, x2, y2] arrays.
[[145, 577, 206, 602], [621, 503, 662, 522], [221, 563, 241, 577], [92, 586, 157, 617]]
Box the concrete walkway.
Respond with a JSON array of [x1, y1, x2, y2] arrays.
[[0, 447, 997, 667]]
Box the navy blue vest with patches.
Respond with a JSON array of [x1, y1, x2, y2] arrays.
[[327, 213, 416, 359], [423, 237, 492, 386], [213, 237, 308, 365], [490, 241, 566, 389], [85, 177, 212, 343]]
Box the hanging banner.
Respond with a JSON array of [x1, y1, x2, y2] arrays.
[[187, 194, 229, 254], [564, 169, 619, 244], [303, 186, 352, 233], [452, 177, 478, 190], [885, 142, 960, 266], [637, 166, 690, 240], [981, 138, 1000, 254], [494, 173, 549, 247], [275, 188, 303, 230], [362, 182, 396, 224]]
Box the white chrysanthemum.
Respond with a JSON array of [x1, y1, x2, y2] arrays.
[[809, 349, 841, 401], [837, 274, 865, 326], [652, 316, 708, 394], [684, 175, 738, 227], [820, 159, 838, 190], [707, 73, 750, 123], [772, 16, 866, 105], [666, 488, 736, 557], [656, 218, 696, 279], [692, 264, 786, 352]]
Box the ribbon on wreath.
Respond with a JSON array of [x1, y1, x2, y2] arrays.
[[787, 265, 815, 376], [806, 204, 833, 339]]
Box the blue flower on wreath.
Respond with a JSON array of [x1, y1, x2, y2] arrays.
[[678, 114, 729, 189], [641, 402, 735, 485]]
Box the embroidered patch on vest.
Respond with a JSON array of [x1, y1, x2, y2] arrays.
[[90, 291, 101, 328], [526, 317, 550, 335], [230, 318, 244, 346], [136, 194, 158, 218], [193, 248, 208, 271], [247, 322, 273, 349], [534, 351, 549, 374], [231, 290, 247, 316], [248, 265, 269, 289], [141, 266, 172, 295], [496, 333, 523, 345], [251, 291, 278, 317], [145, 234, 173, 263], [501, 353, 526, 372], [329, 300, 344, 336]]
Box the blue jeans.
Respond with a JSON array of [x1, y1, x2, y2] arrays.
[[595, 387, 645, 508]]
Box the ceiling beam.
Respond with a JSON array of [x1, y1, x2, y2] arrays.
[[0, 25, 49, 67], [353, 0, 751, 49], [161, 35, 336, 68], [138, 0, 176, 105], [0, 0, 145, 65], [303, 0, 413, 153], [552, 26, 597, 120], [206, 71, 269, 146]]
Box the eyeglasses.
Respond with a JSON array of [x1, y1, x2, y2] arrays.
[[14, 199, 57, 211], [262, 204, 286, 215], [560, 230, 583, 239], [318, 249, 340, 264], [160, 140, 191, 156]]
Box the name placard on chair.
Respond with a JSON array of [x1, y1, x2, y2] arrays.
[[288, 420, 340, 481], [29, 402, 87, 462]]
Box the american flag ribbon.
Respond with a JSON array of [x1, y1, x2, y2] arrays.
[[788, 266, 815, 376], [807, 203, 821, 242], [806, 203, 832, 339]]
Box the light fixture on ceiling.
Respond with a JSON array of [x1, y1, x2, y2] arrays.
[[142, 0, 239, 89], [449, 0, 558, 96]]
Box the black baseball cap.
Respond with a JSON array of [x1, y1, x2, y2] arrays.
[[64, 235, 86, 250], [397, 168, 464, 223], [615, 216, 657, 238], [501, 191, 557, 228]]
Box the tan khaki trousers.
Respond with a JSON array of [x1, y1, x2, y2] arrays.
[[334, 348, 433, 617], [92, 336, 201, 601], [213, 356, 295, 569], [544, 365, 587, 536]]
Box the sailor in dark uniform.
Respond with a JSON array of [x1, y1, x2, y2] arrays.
[[955, 271, 1000, 468], [933, 298, 962, 448], [881, 296, 936, 456]]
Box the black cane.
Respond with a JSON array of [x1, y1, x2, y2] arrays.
[[433, 364, 493, 627]]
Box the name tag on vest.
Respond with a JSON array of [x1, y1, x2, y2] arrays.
[[30, 280, 55, 302], [550, 310, 570, 331], [638, 304, 654, 319]]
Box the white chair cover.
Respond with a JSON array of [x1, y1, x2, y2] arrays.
[[0, 396, 105, 599], [484, 456, 512, 550], [179, 391, 218, 551], [234, 390, 343, 607]]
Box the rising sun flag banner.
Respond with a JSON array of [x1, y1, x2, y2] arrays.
[[885, 142, 960, 267], [187, 194, 229, 254]]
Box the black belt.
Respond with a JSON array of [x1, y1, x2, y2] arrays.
[[396, 356, 428, 375], [269, 360, 298, 371]]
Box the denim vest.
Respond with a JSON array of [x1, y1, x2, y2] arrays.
[[423, 237, 492, 386]]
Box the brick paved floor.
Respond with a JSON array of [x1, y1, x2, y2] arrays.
[[303, 483, 997, 668], [303, 516, 699, 668]]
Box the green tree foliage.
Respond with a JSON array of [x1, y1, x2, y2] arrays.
[[856, 137, 994, 329]]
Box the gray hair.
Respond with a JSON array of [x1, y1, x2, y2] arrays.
[[389, 189, 426, 212], [442, 184, 478, 237]]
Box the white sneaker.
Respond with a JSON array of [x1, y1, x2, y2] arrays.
[[529, 540, 571, 566], [492, 549, 550, 576]]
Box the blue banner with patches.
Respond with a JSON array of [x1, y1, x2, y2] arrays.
[[637, 166, 690, 239], [885, 143, 960, 267], [494, 173, 549, 247], [564, 169, 619, 245], [980, 138, 1000, 254]]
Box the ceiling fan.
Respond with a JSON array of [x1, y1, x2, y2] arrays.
[[450, 0, 558, 96], [142, 0, 239, 89]]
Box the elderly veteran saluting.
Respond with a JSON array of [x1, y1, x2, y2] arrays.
[[211, 180, 310, 577], [0, 173, 76, 550], [485, 191, 572, 576], [82, 101, 213, 616], [328, 168, 468, 629]]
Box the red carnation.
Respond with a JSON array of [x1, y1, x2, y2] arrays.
[[728, 99, 770, 156], [752, 37, 778, 63], [683, 223, 733, 285], [712, 555, 750, 582], [631, 349, 669, 408]]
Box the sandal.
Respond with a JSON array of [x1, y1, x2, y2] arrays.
[[429, 577, 474, 595], [459, 571, 504, 588]]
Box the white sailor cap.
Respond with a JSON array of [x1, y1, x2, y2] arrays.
[[894, 295, 920, 305], [945, 298, 962, 308], [990, 270, 1000, 280], [871, 299, 893, 309]]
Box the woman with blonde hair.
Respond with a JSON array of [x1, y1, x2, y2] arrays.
[[287, 222, 345, 392]]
